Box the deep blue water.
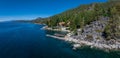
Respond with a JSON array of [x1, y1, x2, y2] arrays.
[[0, 22, 120, 58]]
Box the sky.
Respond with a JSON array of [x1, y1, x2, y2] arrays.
[[0, 0, 107, 21]]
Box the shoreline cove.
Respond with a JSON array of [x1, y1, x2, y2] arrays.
[[42, 16, 120, 52], [1, 20, 120, 57]]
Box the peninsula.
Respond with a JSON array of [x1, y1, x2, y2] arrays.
[[32, 0, 120, 51]]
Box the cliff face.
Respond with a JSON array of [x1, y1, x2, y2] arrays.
[[76, 16, 109, 40]]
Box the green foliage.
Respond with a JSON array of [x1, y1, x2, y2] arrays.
[[42, 2, 114, 31], [104, 5, 120, 39], [33, 1, 120, 40]]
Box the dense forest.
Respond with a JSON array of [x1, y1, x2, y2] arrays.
[[32, 0, 120, 40]]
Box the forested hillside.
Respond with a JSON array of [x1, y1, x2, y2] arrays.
[[33, 0, 120, 40]]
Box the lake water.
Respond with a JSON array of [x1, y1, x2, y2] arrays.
[[0, 22, 120, 58]]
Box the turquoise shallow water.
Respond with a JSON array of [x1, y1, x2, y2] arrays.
[[0, 22, 120, 58]]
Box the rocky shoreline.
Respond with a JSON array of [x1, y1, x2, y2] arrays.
[[43, 16, 120, 52], [66, 36, 120, 51], [46, 34, 120, 52]]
